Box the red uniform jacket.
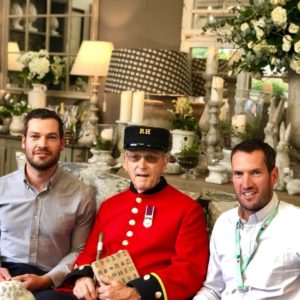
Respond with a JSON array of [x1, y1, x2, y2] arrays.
[[69, 179, 209, 300]]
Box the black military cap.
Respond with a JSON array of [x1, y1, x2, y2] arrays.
[[124, 125, 170, 152]]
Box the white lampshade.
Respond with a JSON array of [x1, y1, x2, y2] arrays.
[[71, 40, 114, 77], [7, 42, 22, 71]]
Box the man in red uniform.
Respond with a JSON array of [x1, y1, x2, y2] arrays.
[[64, 125, 209, 300]]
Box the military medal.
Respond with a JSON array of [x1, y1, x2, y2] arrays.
[[143, 205, 155, 228]]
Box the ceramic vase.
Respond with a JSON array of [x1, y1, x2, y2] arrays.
[[9, 115, 25, 136], [28, 83, 47, 109]]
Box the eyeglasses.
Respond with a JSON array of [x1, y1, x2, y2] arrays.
[[125, 153, 163, 163]]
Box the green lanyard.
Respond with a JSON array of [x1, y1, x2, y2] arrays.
[[235, 201, 279, 291]]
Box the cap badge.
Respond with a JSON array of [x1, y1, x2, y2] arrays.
[[139, 128, 151, 135]]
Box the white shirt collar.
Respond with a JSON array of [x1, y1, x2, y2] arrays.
[[239, 193, 279, 224]]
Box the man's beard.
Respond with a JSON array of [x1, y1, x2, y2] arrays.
[[26, 151, 60, 171]]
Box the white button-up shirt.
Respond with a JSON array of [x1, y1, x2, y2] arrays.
[[194, 194, 300, 299], [0, 166, 96, 286]]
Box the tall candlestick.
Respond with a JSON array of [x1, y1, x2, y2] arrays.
[[210, 76, 224, 102], [131, 91, 145, 124], [119, 90, 133, 122], [206, 47, 219, 74]]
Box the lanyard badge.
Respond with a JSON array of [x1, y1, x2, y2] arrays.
[[235, 201, 279, 291], [143, 205, 155, 228]]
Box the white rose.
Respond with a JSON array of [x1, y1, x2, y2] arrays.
[[256, 28, 264, 39], [241, 22, 249, 32], [268, 45, 277, 53], [253, 44, 262, 53], [295, 41, 300, 53], [282, 42, 291, 52], [289, 23, 300, 33], [290, 55, 300, 73], [257, 18, 266, 28], [283, 35, 293, 43], [271, 7, 287, 28]]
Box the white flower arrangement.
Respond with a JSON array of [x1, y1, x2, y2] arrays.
[[205, 0, 300, 76], [19, 49, 64, 85]]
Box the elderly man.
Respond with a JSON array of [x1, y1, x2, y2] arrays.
[[61, 125, 209, 300], [0, 109, 96, 300], [194, 140, 300, 300]]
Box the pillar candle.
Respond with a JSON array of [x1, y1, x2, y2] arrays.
[[205, 47, 219, 74], [232, 114, 246, 133], [131, 91, 145, 124], [210, 76, 224, 102], [236, 71, 250, 92], [119, 90, 133, 122]]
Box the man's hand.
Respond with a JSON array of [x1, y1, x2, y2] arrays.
[[0, 267, 11, 281], [73, 276, 97, 300], [97, 275, 141, 300], [12, 274, 52, 291]]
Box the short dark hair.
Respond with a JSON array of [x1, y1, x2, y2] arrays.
[[23, 108, 64, 138], [231, 140, 276, 172]]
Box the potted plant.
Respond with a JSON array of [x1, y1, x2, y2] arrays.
[[88, 124, 117, 167], [168, 97, 200, 155], [2, 93, 30, 136], [174, 137, 201, 179], [0, 105, 12, 133], [219, 120, 233, 150], [19, 49, 64, 108]]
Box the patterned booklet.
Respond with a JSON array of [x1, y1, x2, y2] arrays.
[[91, 250, 139, 285]]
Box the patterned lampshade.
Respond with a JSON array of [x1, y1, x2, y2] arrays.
[[104, 48, 192, 96]]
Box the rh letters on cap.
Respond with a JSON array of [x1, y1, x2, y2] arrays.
[[139, 128, 151, 135]]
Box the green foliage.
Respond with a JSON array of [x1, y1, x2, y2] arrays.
[[252, 78, 288, 98], [168, 98, 199, 132], [180, 136, 201, 155], [95, 138, 114, 151], [203, 0, 300, 77], [219, 120, 233, 136], [235, 121, 264, 142], [0, 93, 30, 117]]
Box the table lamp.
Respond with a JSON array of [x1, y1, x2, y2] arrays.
[[71, 40, 114, 144], [7, 42, 22, 71], [105, 48, 192, 96], [104, 48, 192, 155], [104, 48, 192, 124]]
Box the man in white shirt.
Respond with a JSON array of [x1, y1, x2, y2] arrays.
[[194, 140, 300, 300]]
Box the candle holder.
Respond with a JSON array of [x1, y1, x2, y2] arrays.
[[199, 72, 215, 155], [206, 99, 223, 165], [205, 162, 229, 184], [116, 120, 127, 160]]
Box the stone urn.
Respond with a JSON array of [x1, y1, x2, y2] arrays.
[[170, 129, 195, 155]]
